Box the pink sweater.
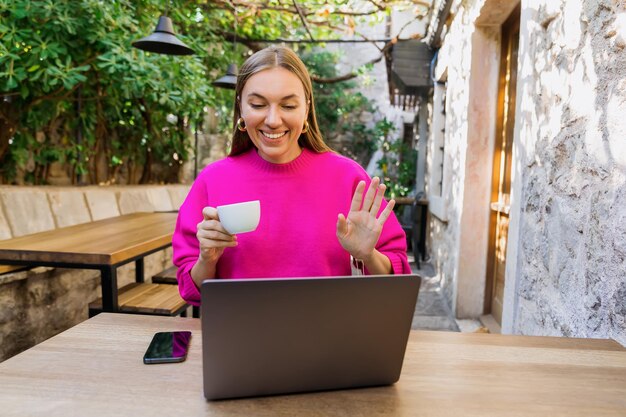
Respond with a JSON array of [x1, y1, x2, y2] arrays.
[[172, 148, 410, 305]]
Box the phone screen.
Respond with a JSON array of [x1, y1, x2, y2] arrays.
[[143, 331, 192, 364]]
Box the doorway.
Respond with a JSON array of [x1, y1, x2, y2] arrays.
[[485, 5, 520, 325]]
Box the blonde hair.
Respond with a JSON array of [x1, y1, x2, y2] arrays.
[[229, 46, 332, 156]]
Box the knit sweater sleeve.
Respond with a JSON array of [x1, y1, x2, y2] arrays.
[[172, 176, 207, 305], [343, 157, 411, 275], [372, 202, 412, 275]]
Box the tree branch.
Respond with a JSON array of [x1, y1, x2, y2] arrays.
[[292, 0, 314, 41], [207, 0, 386, 17], [27, 83, 82, 110], [365, 0, 386, 12], [309, 14, 425, 85], [311, 53, 384, 84], [209, 0, 428, 85]]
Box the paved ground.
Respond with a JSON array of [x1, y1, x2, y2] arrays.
[[407, 255, 483, 332]]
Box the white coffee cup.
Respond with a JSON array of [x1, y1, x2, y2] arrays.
[[216, 200, 261, 234]]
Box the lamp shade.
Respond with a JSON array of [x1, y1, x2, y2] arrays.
[[212, 63, 238, 89], [132, 16, 194, 56]]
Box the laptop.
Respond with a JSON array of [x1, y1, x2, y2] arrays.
[[200, 274, 421, 400]]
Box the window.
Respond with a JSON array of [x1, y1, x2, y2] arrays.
[[428, 70, 448, 221]]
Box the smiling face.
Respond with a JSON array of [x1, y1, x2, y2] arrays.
[[239, 66, 308, 164]]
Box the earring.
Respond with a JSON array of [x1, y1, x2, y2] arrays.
[[236, 117, 247, 132], [301, 120, 309, 134]]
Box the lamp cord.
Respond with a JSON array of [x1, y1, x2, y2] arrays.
[[233, 5, 237, 54]]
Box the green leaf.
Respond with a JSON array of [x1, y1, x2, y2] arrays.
[[20, 83, 29, 98], [13, 66, 27, 80], [29, 69, 44, 81], [6, 76, 17, 89]]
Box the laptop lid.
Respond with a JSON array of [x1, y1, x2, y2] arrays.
[[201, 274, 421, 400]]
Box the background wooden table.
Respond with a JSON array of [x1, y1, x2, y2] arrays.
[[0, 313, 623, 417], [0, 212, 178, 311]]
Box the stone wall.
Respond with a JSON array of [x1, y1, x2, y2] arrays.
[[505, 0, 626, 345], [426, 0, 484, 316], [425, 0, 625, 345], [0, 184, 190, 361]]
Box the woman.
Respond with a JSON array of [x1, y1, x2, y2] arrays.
[[173, 46, 411, 305]]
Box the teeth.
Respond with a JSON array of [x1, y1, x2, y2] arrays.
[[262, 131, 287, 139]]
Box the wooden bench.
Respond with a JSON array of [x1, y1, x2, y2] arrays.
[[152, 266, 200, 318], [89, 282, 189, 317], [151, 265, 178, 285]]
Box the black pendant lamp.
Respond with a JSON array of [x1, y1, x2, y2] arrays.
[[132, 16, 194, 56], [212, 7, 239, 90], [212, 63, 238, 89]]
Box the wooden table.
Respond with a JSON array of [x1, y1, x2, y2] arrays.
[[0, 212, 177, 312], [0, 313, 623, 417]]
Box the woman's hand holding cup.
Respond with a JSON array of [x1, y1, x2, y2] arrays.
[[196, 206, 238, 265]]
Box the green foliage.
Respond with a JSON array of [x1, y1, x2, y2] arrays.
[[0, 0, 237, 184], [0, 0, 412, 184], [375, 118, 417, 199]]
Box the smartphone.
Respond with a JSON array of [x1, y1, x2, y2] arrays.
[[143, 331, 192, 364]]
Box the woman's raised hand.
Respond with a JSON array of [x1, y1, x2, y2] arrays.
[[336, 177, 395, 262], [196, 207, 238, 265]]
